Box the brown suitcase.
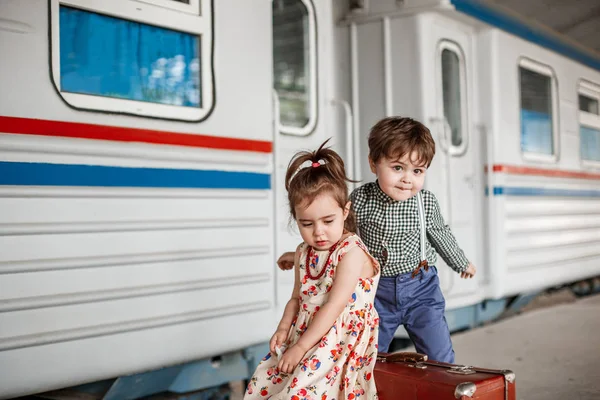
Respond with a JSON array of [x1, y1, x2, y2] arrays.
[[374, 352, 516, 400]]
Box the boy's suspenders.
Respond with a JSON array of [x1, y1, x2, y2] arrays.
[[411, 191, 429, 278]]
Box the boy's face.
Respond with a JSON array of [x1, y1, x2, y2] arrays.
[[369, 151, 427, 201]]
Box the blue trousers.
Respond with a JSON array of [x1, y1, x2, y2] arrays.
[[375, 266, 455, 363]]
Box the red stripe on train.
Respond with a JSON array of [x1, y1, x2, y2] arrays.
[[0, 116, 272, 153], [493, 164, 600, 180]]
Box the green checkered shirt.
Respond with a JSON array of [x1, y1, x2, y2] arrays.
[[350, 182, 469, 277]]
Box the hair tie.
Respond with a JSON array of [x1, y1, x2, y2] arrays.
[[312, 162, 320, 168]]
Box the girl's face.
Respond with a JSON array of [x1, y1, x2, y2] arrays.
[[295, 192, 350, 251]]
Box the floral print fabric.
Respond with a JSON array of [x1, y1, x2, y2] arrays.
[[245, 235, 380, 399]]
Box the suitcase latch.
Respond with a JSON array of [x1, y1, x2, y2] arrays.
[[407, 361, 427, 369], [447, 365, 476, 375]]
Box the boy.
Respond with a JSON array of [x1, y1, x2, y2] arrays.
[[278, 117, 476, 363]]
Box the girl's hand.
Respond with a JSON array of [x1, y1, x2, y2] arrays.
[[277, 252, 295, 270], [269, 328, 288, 354], [460, 263, 476, 279], [277, 344, 307, 374]]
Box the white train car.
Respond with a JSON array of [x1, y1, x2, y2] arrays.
[[1, 0, 599, 398], [340, 0, 600, 330], [0, 0, 344, 398]]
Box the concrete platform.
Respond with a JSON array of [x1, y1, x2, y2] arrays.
[[403, 293, 600, 400]]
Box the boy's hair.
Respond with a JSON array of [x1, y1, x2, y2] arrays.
[[285, 139, 356, 232], [368, 117, 436, 167]]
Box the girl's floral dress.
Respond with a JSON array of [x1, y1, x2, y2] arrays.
[[245, 234, 380, 400]]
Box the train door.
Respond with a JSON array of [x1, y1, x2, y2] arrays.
[[426, 19, 480, 301], [271, 0, 319, 313]]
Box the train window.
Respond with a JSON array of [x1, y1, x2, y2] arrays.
[[578, 80, 600, 164], [436, 41, 468, 156], [49, 0, 214, 121], [579, 95, 599, 115], [518, 59, 558, 161], [440, 45, 466, 149], [272, 0, 317, 135]]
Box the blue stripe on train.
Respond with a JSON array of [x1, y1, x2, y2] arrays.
[[451, 0, 600, 71], [0, 161, 271, 190], [493, 186, 600, 197]]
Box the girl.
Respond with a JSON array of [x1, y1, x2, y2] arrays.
[[245, 141, 380, 399]]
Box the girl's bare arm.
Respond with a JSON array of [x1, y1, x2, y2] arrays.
[[274, 247, 302, 333], [295, 247, 371, 352]]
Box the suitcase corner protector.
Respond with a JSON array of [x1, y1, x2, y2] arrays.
[[454, 381, 477, 399], [502, 369, 516, 383]]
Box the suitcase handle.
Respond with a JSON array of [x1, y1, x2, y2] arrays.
[[377, 351, 428, 363]]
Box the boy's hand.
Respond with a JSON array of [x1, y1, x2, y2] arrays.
[[460, 263, 476, 279], [277, 252, 295, 270]]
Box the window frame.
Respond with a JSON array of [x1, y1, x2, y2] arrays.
[[273, 0, 318, 136], [578, 79, 600, 168], [517, 58, 560, 163], [436, 40, 469, 157], [49, 0, 214, 122], [135, 0, 201, 15]]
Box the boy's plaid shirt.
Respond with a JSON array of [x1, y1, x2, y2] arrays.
[[350, 182, 469, 277]]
